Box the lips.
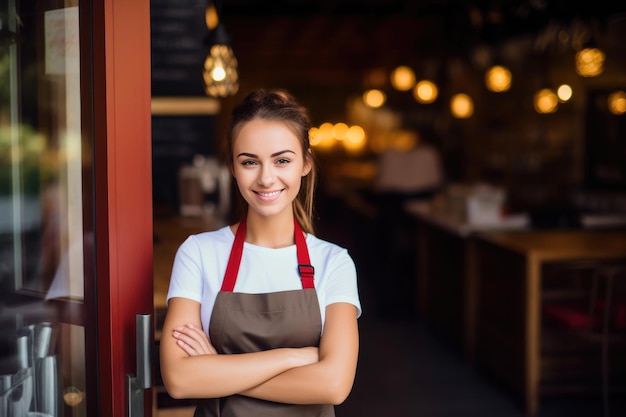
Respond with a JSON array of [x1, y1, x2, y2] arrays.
[[254, 189, 283, 201]]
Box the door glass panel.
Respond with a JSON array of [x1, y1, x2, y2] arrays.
[[0, 1, 89, 416]]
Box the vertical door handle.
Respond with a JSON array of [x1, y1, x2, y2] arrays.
[[126, 313, 152, 417]]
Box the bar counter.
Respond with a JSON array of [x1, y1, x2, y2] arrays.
[[473, 230, 626, 416], [407, 201, 626, 416]]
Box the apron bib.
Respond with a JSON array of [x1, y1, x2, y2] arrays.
[[194, 216, 334, 417]]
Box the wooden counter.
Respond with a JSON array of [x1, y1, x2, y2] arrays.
[[473, 230, 626, 416], [406, 202, 527, 359]]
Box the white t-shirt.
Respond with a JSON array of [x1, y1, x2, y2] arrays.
[[167, 226, 362, 335]]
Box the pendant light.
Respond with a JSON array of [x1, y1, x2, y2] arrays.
[[485, 64, 512, 92], [203, 0, 239, 98], [450, 93, 474, 119], [575, 44, 605, 78]]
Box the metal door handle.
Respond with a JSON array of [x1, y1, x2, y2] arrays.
[[126, 313, 152, 417]]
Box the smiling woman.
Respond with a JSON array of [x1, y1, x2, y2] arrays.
[[159, 89, 362, 417], [232, 118, 312, 224]]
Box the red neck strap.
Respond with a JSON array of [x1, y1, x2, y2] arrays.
[[221, 215, 315, 291]]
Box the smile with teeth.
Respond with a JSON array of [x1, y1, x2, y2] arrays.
[[255, 189, 283, 200], [257, 190, 281, 197]]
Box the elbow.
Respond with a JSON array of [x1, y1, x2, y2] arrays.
[[329, 388, 351, 406], [161, 372, 191, 400], [325, 379, 354, 405], [164, 385, 187, 400]]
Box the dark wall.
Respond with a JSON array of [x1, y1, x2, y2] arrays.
[[151, 0, 218, 214]]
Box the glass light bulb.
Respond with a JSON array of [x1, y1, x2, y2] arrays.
[[211, 65, 226, 82]]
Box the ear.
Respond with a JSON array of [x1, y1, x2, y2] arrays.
[[301, 152, 312, 177]]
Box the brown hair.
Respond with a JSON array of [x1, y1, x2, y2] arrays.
[[226, 88, 317, 234]]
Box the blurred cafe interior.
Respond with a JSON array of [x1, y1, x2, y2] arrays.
[[151, 0, 626, 416], [1, 0, 626, 417]]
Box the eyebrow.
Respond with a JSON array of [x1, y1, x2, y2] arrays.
[[236, 149, 296, 158]]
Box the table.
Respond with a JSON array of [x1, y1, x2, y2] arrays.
[[472, 230, 626, 416]]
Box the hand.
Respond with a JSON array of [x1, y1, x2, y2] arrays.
[[172, 323, 218, 356]]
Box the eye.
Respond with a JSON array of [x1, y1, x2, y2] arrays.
[[241, 159, 258, 166], [276, 158, 291, 165]]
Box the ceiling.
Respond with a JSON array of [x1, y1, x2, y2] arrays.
[[217, 1, 626, 119], [222, 1, 626, 72]]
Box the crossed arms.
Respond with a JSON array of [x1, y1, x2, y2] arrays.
[[159, 297, 359, 405]]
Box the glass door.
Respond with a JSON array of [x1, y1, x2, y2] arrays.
[[1, 0, 154, 416], [1, 1, 91, 416]]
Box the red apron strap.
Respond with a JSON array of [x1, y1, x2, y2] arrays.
[[221, 214, 247, 291], [221, 214, 315, 291], [294, 218, 315, 289]]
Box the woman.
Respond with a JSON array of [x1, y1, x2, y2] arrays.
[[160, 89, 362, 417]]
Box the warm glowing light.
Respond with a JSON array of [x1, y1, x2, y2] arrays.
[[203, 43, 239, 97], [346, 125, 365, 143], [390, 66, 416, 91], [534, 88, 559, 114], [413, 80, 438, 103], [363, 89, 386, 108], [333, 123, 349, 141], [318, 122, 334, 140], [575, 47, 605, 77], [311, 122, 366, 151], [312, 123, 336, 150], [205, 4, 219, 30], [557, 84, 572, 102], [343, 125, 366, 153], [450, 94, 474, 119], [309, 127, 321, 146], [608, 91, 626, 115], [211, 66, 226, 81], [485, 65, 512, 92]]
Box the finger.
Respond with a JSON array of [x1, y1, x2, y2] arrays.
[[182, 324, 217, 354], [173, 326, 215, 355], [172, 328, 205, 353], [176, 338, 201, 356]]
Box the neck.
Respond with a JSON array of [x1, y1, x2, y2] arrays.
[[244, 210, 296, 248]]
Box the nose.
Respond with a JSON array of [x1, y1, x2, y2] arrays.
[[257, 164, 276, 186]]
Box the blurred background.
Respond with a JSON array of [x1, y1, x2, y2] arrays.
[[150, 1, 626, 416], [152, 0, 626, 221]]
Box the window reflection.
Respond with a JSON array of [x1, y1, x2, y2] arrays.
[[1, 2, 88, 416]]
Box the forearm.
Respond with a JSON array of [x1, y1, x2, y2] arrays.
[[241, 303, 359, 405], [161, 347, 306, 399], [241, 356, 357, 405]]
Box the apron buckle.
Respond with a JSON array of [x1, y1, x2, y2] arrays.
[[298, 264, 315, 277]]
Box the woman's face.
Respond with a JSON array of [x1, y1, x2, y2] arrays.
[[232, 118, 311, 219]]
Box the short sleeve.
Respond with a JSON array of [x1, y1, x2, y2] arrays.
[[166, 235, 204, 304], [322, 248, 362, 318]]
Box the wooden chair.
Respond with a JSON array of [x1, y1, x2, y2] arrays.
[[542, 259, 626, 417]]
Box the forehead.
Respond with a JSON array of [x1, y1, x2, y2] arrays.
[[233, 119, 302, 153]]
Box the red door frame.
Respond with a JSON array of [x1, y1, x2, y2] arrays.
[[90, 0, 153, 415]]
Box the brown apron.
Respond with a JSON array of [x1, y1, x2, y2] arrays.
[[194, 215, 334, 417]]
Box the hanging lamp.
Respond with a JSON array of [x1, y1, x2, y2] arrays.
[[202, 0, 239, 97]]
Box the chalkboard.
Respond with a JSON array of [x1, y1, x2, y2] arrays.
[[150, 0, 219, 213], [151, 0, 208, 96]]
